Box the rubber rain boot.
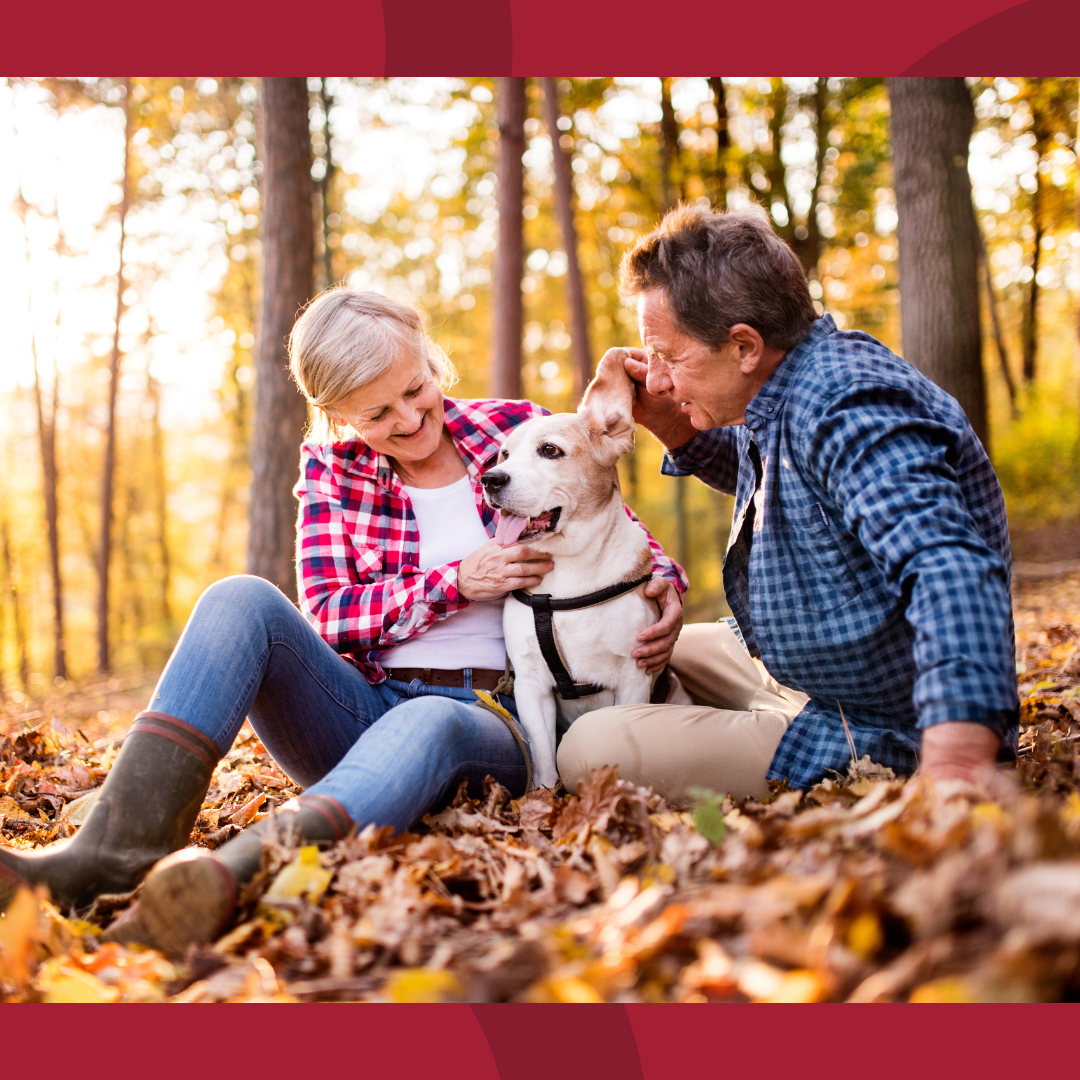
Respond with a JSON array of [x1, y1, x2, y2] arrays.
[[0, 712, 219, 910], [0, 859, 28, 912], [122, 793, 352, 954]]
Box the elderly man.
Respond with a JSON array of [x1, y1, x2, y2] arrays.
[[557, 205, 1018, 797]]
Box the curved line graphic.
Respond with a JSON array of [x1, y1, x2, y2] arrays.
[[902, 0, 1080, 73], [471, 1003, 645, 1079]]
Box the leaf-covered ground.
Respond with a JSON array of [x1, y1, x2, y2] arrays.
[[2, 574, 1079, 1003]]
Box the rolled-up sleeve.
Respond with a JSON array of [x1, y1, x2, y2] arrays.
[[808, 382, 1017, 738]]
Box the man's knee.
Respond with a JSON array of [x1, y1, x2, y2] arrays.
[[557, 708, 639, 795]]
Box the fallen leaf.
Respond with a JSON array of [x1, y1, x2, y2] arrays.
[[265, 845, 333, 902]]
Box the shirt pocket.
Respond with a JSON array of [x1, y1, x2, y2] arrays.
[[351, 543, 386, 582], [777, 502, 860, 613]]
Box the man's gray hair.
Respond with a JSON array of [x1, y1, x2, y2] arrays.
[[619, 205, 817, 352]]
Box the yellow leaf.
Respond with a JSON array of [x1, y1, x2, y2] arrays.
[[764, 969, 828, 1003], [649, 812, 682, 833], [37, 961, 119, 1003], [910, 976, 974, 1003], [846, 911, 884, 960], [0, 796, 35, 822], [971, 802, 1007, 829], [1050, 641, 1077, 663], [472, 688, 513, 723], [385, 968, 462, 1003], [548, 976, 603, 1003], [0, 887, 47, 986], [265, 845, 332, 901]]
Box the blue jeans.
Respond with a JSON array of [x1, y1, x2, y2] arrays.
[[146, 575, 527, 832]]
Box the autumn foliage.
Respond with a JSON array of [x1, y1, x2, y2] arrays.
[[0, 576, 1076, 1003]]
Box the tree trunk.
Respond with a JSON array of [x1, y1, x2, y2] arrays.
[[764, 79, 794, 235], [33, 333, 65, 682], [708, 77, 730, 155], [887, 77, 988, 450], [20, 201, 66, 680], [317, 78, 336, 293], [493, 77, 526, 400], [248, 77, 314, 600], [0, 518, 30, 695], [98, 76, 133, 673], [1021, 175, 1043, 383], [659, 78, 680, 210], [977, 226, 1018, 417], [147, 367, 172, 632], [659, 79, 690, 574], [541, 78, 592, 399], [791, 78, 827, 276]]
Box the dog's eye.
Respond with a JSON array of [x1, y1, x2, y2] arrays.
[[498, 448, 508, 461], [537, 443, 565, 460]]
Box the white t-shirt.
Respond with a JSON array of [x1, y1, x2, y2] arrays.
[[379, 475, 506, 671]]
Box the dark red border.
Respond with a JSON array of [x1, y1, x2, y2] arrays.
[[3, 1002, 1074, 1077], [4, 0, 1073, 1065], [5, 0, 1077, 73]]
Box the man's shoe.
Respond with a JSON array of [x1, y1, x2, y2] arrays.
[[120, 793, 352, 954], [0, 712, 219, 910]]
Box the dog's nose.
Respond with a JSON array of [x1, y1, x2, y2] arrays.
[[481, 469, 509, 493]]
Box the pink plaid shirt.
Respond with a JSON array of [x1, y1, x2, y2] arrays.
[[294, 396, 688, 684]]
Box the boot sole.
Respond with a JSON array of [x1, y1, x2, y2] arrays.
[[136, 850, 237, 955]]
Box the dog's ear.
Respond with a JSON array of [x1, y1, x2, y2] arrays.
[[578, 349, 635, 465]]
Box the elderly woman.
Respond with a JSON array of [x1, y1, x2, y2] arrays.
[[0, 289, 685, 946]]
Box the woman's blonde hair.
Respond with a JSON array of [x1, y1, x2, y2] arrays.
[[289, 288, 457, 440]]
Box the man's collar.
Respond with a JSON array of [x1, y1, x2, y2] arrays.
[[745, 314, 836, 423]]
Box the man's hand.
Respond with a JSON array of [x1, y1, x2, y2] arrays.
[[919, 721, 1000, 785], [617, 348, 698, 451], [458, 540, 554, 601], [632, 578, 684, 674]]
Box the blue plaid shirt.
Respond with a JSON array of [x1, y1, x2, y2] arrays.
[[663, 314, 1018, 789]]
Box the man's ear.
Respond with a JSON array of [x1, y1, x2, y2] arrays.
[[579, 349, 636, 464], [728, 323, 766, 373]]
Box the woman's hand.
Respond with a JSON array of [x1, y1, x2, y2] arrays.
[[619, 348, 698, 451], [457, 539, 555, 601], [632, 578, 684, 675]]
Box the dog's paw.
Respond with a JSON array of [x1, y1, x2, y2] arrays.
[[532, 764, 559, 790]]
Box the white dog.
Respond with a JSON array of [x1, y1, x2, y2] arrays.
[[480, 350, 688, 789]]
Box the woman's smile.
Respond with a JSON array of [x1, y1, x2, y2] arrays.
[[393, 414, 427, 439]]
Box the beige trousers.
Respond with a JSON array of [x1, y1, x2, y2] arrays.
[[556, 622, 808, 801]]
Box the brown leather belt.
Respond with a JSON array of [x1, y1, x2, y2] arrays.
[[386, 667, 507, 692]]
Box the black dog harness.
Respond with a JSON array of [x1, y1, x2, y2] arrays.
[[511, 575, 652, 699]]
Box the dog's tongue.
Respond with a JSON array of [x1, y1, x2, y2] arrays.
[[495, 512, 529, 547]]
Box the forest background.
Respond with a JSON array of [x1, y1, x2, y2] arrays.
[[1, 75, 1078, 710]]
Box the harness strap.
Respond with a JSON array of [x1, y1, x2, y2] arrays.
[[511, 575, 651, 700]]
